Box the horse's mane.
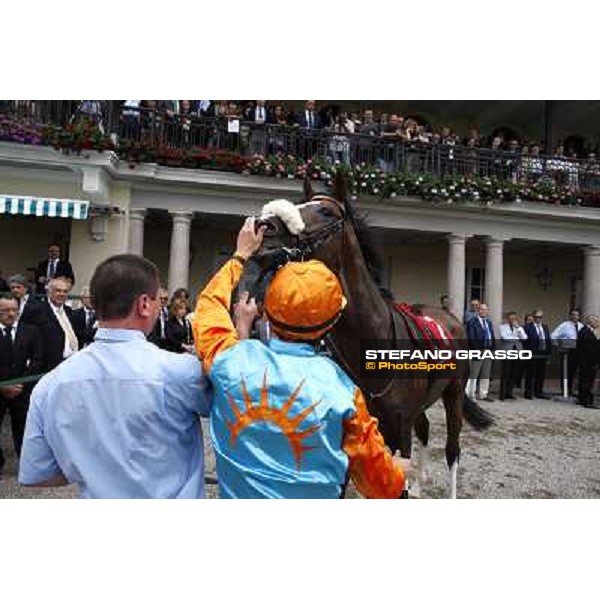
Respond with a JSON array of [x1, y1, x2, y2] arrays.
[[343, 198, 394, 300]]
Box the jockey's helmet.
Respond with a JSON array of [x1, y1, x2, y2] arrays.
[[264, 259, 346, 341]]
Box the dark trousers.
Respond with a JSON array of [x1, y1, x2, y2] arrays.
[[578, 363, 598, 406], [500, 359, 518, 399], [514, 359, 526, 388], [567, 349, 579, 394], [0, 395, 30, 465], [525, 357, 547, 396]]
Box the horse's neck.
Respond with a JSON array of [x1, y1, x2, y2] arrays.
[[329, 229, 393, 364]]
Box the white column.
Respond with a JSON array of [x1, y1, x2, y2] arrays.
[[582, 245, 600, 317], [168, 212, 193, 294], [128, 209, 146, 256], [484, 237, 506, 333], [446, 234, 468, 319]]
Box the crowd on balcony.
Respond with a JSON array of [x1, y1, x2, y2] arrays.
[[2, 100, 600, 203]]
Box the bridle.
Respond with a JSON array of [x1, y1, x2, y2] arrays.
[[255, 195, 346, 268]]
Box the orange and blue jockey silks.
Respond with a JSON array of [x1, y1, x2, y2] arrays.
[[193, 258, 404, 499]]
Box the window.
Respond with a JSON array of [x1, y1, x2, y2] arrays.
[[569, 276, 582, 311], [466, 267, 485, 305]]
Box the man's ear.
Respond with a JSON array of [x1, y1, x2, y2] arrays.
[[137, 294, 153, 318]]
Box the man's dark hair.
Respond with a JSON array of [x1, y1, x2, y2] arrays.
[[48, 243, 60, 249], [90, 254, 160, 320]]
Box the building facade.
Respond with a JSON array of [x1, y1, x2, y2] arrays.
[[1, 142, 599, 331]]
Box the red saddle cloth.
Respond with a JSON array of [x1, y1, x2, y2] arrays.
[[394, 302, 454, 350]]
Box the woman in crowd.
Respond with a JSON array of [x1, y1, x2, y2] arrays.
[[166, 298, 195, 354]]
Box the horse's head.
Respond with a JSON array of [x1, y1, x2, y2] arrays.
[[253, 175, 348, 274]]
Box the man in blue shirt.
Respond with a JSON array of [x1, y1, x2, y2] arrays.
[[19, 254, 211, 498]]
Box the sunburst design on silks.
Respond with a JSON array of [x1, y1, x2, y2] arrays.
[[224, 371, 321, 469]]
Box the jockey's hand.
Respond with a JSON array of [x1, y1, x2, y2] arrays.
[[234, 292, 259, 340], [236, 217, 266, 260]]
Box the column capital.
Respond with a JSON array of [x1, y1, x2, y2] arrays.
[[446, 233, 470, 244], [170, 211, 193, 224], [129, 208, 146, 222], [583, 245, 600, 258], [484, 236, 510, 247]]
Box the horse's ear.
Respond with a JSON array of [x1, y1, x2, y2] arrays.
[[333, 170, 349, 208], [303, 177, 314, 201]]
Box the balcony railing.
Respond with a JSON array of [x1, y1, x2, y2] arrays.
[[2, 100, 600, 199]]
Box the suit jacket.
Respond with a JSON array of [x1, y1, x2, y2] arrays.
[[244, 105, 272, 124], [147, 310, 169, 349], [576, 326, 600, 368], [467, 316, 495, 351], [524, 322, 552, 356], [39, 302, 77, 371], [35, 259, 75, 293], [19, 295, 47, 328], [165, 317, 193, 353], [296, 110, 322, 129], [71, 307, 97, 348], [0, 322, 44, 400]]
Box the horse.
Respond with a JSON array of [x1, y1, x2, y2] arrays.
[[241, 174, 493, 498]]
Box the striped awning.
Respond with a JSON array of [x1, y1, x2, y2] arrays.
[[0, 195, 89, 220]]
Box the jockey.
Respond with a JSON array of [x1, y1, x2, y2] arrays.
[[193, 217, 407, 499]]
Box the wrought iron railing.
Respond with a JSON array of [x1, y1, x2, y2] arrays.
[[2, 100, 600, 195]]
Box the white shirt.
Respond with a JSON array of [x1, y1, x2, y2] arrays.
[[499, 323, 527, 349], [255, 106, 266, 122], [49, 302, 77, 358], [0, 322, 17, 342], [46, 259, 59, 279], [19, 294, 30, 317], [551, 320, 584, 341]]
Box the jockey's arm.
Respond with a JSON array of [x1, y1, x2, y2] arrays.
[[342, 389, 406, 499], [193, 258, 243, 373], [193, 217, 265, 372]]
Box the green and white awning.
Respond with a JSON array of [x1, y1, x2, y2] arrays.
[[0, 195, 89, 220]]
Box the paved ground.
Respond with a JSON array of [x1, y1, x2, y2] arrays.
[[2, 384, 599, 499]]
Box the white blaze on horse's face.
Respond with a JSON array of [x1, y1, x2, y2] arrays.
[[260, 199, 306, 235]]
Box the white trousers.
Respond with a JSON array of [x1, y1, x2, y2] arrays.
[[466, 358, 493, 400]]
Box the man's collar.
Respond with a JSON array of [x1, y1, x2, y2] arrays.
[[95, 328, 146, 342]]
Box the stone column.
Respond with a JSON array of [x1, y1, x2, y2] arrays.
[[484, 237, 506, 333], [128, 209, 146, 256], [168, 212, 193, 294], [582, 245, 600, 317], [446, 234, 468, 320]]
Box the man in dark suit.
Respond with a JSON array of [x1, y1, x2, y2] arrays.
[[35, 243, 75, 295], [524, 309, 552, 399], [296, 100, 322, 129], [0, 295, 44, 475], [71, 286, 97, 348], [465, 303, 495, 402], [295, 100, 322, 160], [39, 277, 79, 371], [245, 101, 271, 156], [147, 287, 170, 349], [8, 274, 46, 327]]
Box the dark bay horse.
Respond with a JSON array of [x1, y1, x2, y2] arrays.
[[243, 175, 493, 498]]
